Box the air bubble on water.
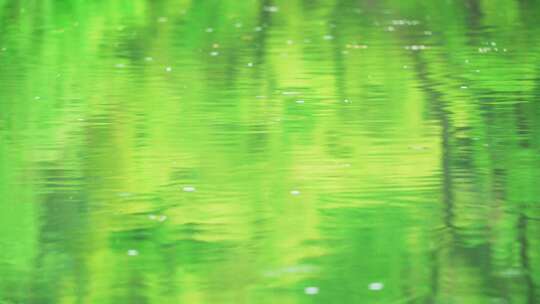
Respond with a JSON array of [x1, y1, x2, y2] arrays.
[[263, 6, 279, 12], [392, 19, 420, 26], [206, 27, 214, 33], [247, 62, 253, 67], [34, 96, 41, 100], [115, 63, 125, 68], [254, 26, 263, 32], [287, 40, 294, 45], [296, 100, 305, 104], [368, 282, 384, 291], [323, 35, 334, 40], [344, 99, 350, 103], [165, 66, 172, 72], [145, 57, 153, 61], [235, 22, 243, 28], [210, 51, 219, 56], [127, 249, 139, 256], [183, 186, 196, 192], [158, 17, 168, 23], [461, 86, 468, 89], [386, 26, 395, 32], [291, 190, 301, 195], [405, 45, 427, 51], [304, 287, 319, 295]]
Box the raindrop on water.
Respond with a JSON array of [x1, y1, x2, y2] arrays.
[[183, 186, 196, 192], [304, 286, 319, 295], [368, 282, 384, 291]]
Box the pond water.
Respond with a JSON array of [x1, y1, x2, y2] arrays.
[[1, 0, 539, 303]]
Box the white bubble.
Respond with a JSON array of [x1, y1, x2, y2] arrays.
[[263, 6, 279, 12], [210, 51, 219, 56], [158, 215, 167, 222], [247, 62, 253, 67], [296, 100, 304, 104], [304, 286, 319, 295], [165, 66, 172, 72], [127, 249, 139, 256], [183, 186, 196, 192], [290, 190, 301, 195], [323, 35, 334, 40], [145, 57, 153, 61], [206, 28, 214, 33], [368, 282, 384, 291], [157, 17, 168, 23]]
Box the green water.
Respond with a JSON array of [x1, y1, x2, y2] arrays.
[[1, 0, 540, 303]]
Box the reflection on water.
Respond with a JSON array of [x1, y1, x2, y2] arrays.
[[1, 0, 539, 303]]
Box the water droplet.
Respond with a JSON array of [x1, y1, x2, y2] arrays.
[[368, 282, 384, 291], [304, 286, 319, 295], [263, 6, 279, 12], [127, 249, 139, 256], [183, 186, 196, 192]]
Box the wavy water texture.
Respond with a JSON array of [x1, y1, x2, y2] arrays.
[[1, 0, 539, 303]]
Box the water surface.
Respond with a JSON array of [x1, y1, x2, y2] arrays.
[[1, 0, 540, 303]]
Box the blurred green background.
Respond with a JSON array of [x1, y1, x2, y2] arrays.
[[1, 0, 539, 303]]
